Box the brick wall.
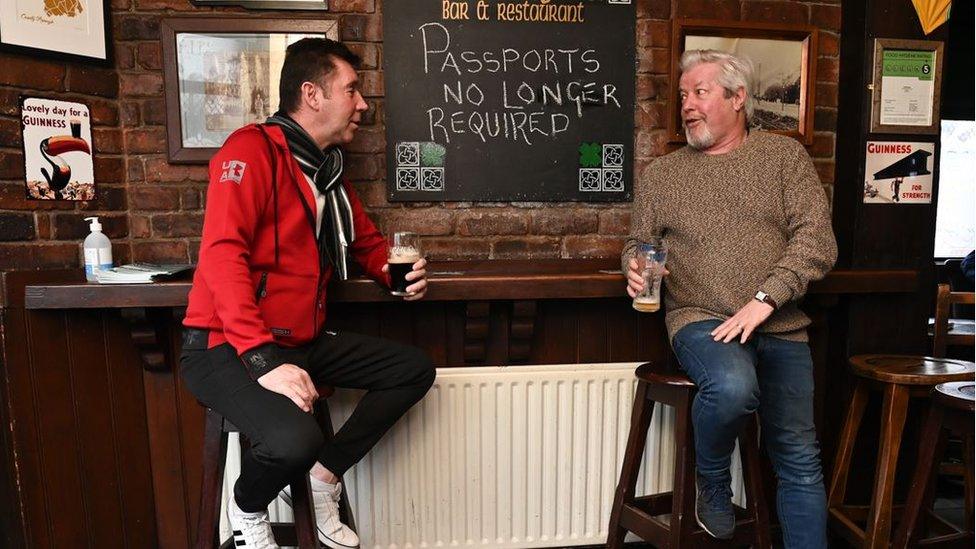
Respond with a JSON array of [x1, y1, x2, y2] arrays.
[[0, 0, 840, 270]]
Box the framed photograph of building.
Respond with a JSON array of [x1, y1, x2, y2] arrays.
[[161, 17, 339, 164], [869, 38, 944, 135], [0, 0, 111, 65], [669, 19, 819, 145]]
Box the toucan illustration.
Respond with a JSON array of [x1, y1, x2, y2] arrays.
[[39, 135, 91, 197]]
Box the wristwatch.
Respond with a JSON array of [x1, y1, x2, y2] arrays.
[[754, 290, 778, 310]]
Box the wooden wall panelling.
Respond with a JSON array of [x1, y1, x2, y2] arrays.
[[139, 310, 192, 548], [821, 295, 853, 466], [635, 309, 672, 368], [608, 299, 672, 365], [530, 301, 579, 364], [0, 310, 26, 548], [102, 312, 158, 548], [26, 309, 89, 545], [64, 309, 127, 546], [443, 302, 467, 366], [577, 298, 611, 364], [329, 301, 467, 366], [120, 308, 168, 371], [413, 303, 449, 366], [847, 293, 929, 356], [378, 301, 419, 349], [327, 302, 382, 336], [484, 301, 513, 366], [605, 299, 640, 363], [463, 302, 490, 364], [0, 306, 45, 548], [0, 270, 80, 548], [802, 296, 836, 435], [509, 300, 537, 363]]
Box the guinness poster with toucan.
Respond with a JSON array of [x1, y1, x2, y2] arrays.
[[20, 96, 95, 201]]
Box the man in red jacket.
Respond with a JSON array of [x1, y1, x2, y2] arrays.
[[181, 38, 435, 549]]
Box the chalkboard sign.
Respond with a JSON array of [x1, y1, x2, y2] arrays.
[[383, 0, 636, 202]]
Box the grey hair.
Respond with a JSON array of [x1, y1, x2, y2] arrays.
[[679, 49, 755, 124]]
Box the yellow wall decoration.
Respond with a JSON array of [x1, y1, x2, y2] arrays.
[[911, 0, 952, 35]]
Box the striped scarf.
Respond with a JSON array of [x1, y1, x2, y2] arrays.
[[265, 112, 355, 280]]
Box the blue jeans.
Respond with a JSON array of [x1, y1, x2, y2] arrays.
[[672, 320, 827, 549]]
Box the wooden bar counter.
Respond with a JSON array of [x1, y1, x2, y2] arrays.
[[0, 260, 919, 548]]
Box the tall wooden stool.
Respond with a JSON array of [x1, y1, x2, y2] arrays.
[[607, 362, 771, 548], [196, 386, 356, 548], [827, 355, 975, 548], [892, 381, 975, 547]]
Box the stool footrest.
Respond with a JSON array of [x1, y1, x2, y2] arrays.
[[630, 493, 752, 520], [618, 504, 668, 542], [620, 502, 761, 548], [923, 509, 969, 537], [914, 531, 973, 546], [831, 503, 907, 523], [630, 492, 673, 516]]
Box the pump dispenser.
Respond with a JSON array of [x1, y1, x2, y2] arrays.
[[83, 216, 113, 282]]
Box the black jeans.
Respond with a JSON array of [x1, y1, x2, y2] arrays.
[[181, 329, 435, 512]]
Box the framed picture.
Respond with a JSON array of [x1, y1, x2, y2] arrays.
[[870, 38, 944, 135], [190, 0, 328, 10], [161, 17, 339, 164], [0, 0, 111, 65], [20, 96, 96, 201], [669, 19, 818, 145]]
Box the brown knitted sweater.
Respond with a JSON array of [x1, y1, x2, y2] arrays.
[[622, 131, 837, 342]]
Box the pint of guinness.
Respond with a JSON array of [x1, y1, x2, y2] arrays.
[[388, 231, 422, 296]]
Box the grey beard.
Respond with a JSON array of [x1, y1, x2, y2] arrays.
[[684, 123, 716, 150]]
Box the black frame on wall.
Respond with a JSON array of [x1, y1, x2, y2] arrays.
[[0, 0, 113, 66]]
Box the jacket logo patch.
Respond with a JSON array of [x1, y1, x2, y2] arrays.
[[220, 160, 247, 184], [270, 327, 292, 337]]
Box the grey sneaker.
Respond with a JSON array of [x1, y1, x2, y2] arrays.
[[695, 476, 735, 540]]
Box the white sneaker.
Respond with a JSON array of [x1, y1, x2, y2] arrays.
[[227, 496, 280, 548], [281, 481, 360, 549]]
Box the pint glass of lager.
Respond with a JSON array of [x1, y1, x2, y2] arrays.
[[388, 232, 422, 296], [632, 239, 667, 313]]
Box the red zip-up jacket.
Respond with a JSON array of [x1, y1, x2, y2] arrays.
[[183, 124, 389, 377]]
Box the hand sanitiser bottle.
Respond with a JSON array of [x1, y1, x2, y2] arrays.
[[83, 216, 113, 282]]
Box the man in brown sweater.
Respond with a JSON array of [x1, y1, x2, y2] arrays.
[[622, 50, 836, 547]]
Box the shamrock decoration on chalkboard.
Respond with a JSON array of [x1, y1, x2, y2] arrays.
[[419, 142, 446, 167], [578, 142, 602, 167]]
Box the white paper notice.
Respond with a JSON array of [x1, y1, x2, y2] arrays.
[[879, 50, 936, 126]]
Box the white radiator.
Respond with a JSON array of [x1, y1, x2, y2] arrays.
[[220, 363, 744, 547]]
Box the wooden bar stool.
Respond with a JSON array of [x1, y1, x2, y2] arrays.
[[827, 355, 975, 548], [196, 386, 355, 548], [892, 381, 974, 547], [607, 362, 771, 549]]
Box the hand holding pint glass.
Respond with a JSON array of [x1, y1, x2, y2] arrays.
[[387, 231, 425, 298], [632, 239, 667, 313]]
